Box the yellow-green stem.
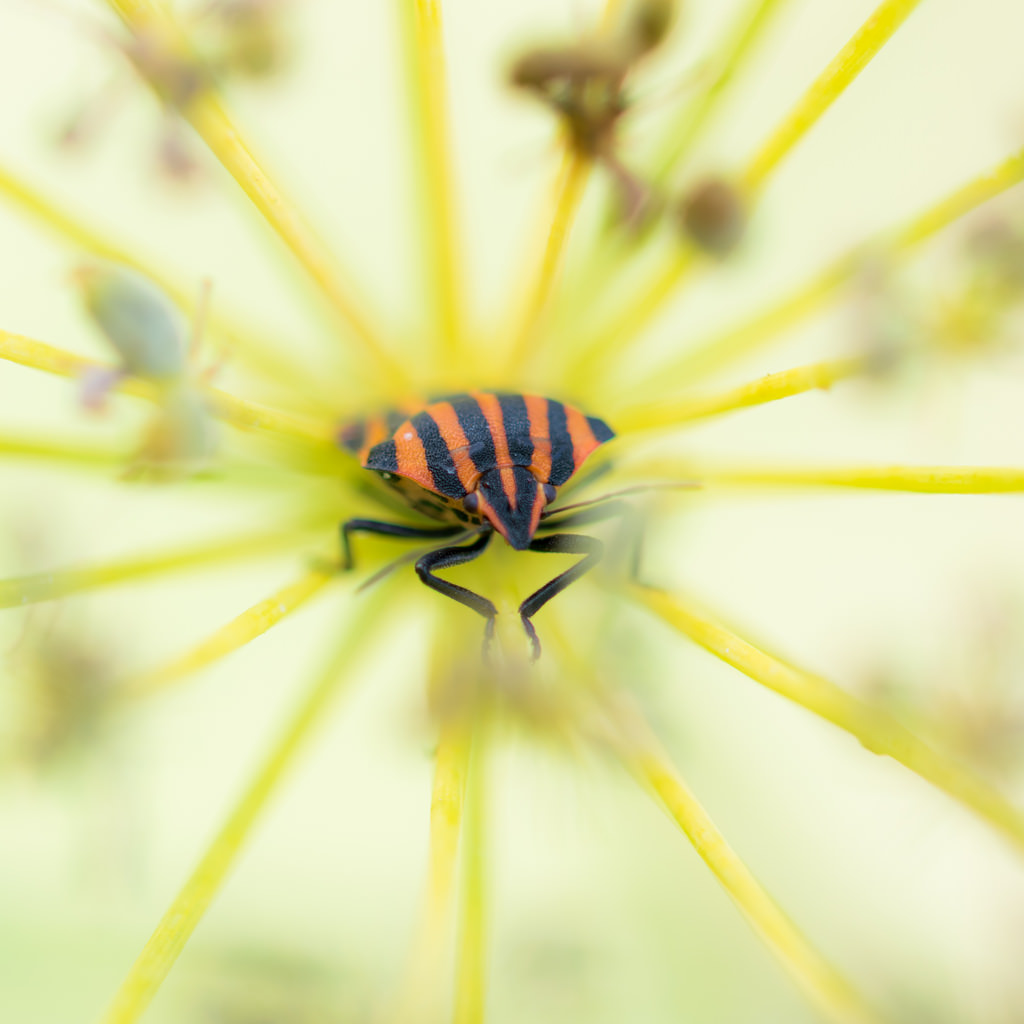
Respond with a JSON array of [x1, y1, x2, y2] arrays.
[[398, 0, 464, 363], [0, 432, 126, 469], [501, 0, 621, 378], [0, 517, 332, 609], [120, 567, 337, 698], [453, 721, 488, 1024], [569, 247, 698, 382], [741, 0, 926, 196], [650, 0, 793, 185], [613, 356, 864, 433], [631, 585, 1024, 852], [99, 590, 384, 1024], [102, 0, 411, 393], [0, 330, 336, 449], [566, 0, 926, 379], [638, 143, 1024, 391], [504, 153, 591, 374], [622, 459, 1024, 494], [385, 703, 471, 1023], [615, 704, 884, 1024], [0, 163, 333, 398]]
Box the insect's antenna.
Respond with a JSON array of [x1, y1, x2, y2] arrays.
[[543, 480, 701, 519], [355, 530, 479, 593]]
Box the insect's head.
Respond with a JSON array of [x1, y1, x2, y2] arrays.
[[465, 467, 557, 551]]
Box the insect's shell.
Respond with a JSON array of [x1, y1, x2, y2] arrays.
[[339, 392, 615, 546]]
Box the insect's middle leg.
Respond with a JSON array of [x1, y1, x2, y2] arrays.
[[519, 533, 604, 660], [340, 518, 465, 571]]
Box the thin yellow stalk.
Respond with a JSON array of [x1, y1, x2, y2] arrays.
[[0, 518, 330, 609], [0, 330, 336, 448], [102, 0, 410, 391], [499, 0, 627, 377], [399, 0, 464, 360], [384, 713, 471, 1023], [191, 97, 410, 387], [630, 585, 1024, 852], [623, 458, 1024, 494], [503, 153, 591, 373], [650, 0, 793, 184], [570, 247, 699, 379], [0, 432, 126, 469], [453, 723, 488, 1024], [0, 163, 331, 397], [741, 0, 926, 196], [568, 0, 926, 376], [0, 329, 147, 394], [613, 704, 883, 1024], [638, 143, 1024, 390], [120, 567, 337, 698], [204, 386, 336, 445], [99, 590, 382, 1024], [613, 356, 864, 433]]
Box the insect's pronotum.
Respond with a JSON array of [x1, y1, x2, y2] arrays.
[[339, 390, 615, 657]]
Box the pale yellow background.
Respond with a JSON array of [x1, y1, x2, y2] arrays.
[[1, 2, 1024, 1022]]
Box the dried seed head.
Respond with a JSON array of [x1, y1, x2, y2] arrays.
[[76, 265, 188, 380], [510, 45, 627, 92], [677, 176, 746, 257], [622, 0, 678, 61], [509, 43, 629, 155], [201, 0, 296, 80], [966, 217, 1024, 294], [124, 28, 209, 112]]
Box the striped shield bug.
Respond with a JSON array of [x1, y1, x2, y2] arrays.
[[338, 391, 617, 659]]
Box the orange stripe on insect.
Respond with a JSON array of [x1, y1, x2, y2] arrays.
[[471, 391, 518, 509], [523, 393, 552, 483], [392, 418, 435, 493], [565, 405, 601, 471], [428, 401, 478, 491]]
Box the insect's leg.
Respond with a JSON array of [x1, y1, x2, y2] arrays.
[[519, 533, 604, 660], [542, 498, 647, 580], [340, 518, 465, 571], [415, 533, 498, 648]]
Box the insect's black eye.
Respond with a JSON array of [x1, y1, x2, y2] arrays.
[[542, 483, 558, 504], [463, 492, 479, 513]]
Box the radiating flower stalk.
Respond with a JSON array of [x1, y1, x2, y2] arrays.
[[2, 1, 1024, 1022]]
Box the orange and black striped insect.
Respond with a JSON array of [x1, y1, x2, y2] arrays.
[[338, 391, 616, 659]]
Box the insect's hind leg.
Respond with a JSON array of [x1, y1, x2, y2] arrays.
[[539, 498, 645, 580], [415, 532, 498, 648], [519, 533, 604, 660], [340, 518, 465, 570]]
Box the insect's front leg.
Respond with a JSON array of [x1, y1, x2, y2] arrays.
[[339, 519, 465, 571], [519, 533, 604, 660]]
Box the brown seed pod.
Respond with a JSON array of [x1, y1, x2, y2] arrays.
[[677, 176, 747, 257]]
